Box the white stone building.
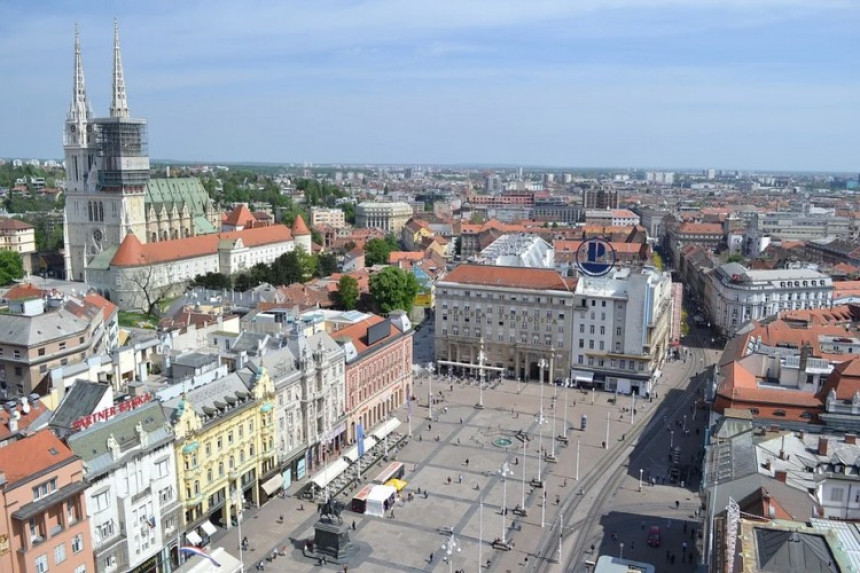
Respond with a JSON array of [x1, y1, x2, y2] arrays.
[[67, 401, 180, 573], [85, 225, 295, 311], [704, 263, 834, 336], [256, 325, 347, 495], [570, 266, 673, 395], [355, 201, 413, 233], [310, 207, 347, 229]]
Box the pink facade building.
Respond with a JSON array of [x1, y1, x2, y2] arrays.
[[337, 313, 413, 443], [0, 429, 94, 573]]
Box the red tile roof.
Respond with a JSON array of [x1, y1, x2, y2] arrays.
[[83, 292, 118, 322], [678, 222, 723, 235], [0, 429, 76, 486], [0, 218, 33, 231], [291, 214, 311, 236], [442, 264, 575, 291], [335, 314, 405, 356], [111, 225, 293, 267], [4, 283, 48, 301], [224, 204, 256, 227], [0, 400, 49, 442]]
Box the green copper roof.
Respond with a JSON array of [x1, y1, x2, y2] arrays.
[[88, 246, 119, 270], [145, 178, 212, 215], [193, 215, 217, 235]]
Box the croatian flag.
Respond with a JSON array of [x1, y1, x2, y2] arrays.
[[180, 546, 221, 567]]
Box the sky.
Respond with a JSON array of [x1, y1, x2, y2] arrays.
[[0, 0, 858, 171]]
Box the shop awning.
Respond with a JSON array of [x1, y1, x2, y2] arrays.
[[571, 370, 594, 383], [200, 520, 217, 536], [371, 418, 402, 441], [261, 474, 284, 496], [310, 458, 350, 490], [185, 530, 203, 546], [343, 437, 378, 463]]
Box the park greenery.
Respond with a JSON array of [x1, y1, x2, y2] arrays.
[[337, 275, 360, 310]]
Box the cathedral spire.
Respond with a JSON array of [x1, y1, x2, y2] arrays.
[[68, 23, 92, 122], [110, 18, 129, 118]]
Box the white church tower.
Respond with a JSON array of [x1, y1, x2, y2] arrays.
[[64, 21, 150, 282]]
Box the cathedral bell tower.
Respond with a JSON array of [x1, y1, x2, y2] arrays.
[[64, 20, 150, 282]]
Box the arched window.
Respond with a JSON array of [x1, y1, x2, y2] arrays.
[[773, 409, 786, 417]]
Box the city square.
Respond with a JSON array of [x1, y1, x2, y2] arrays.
[[204, 323, 719, 572]]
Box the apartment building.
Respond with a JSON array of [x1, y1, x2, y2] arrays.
[[67, 401, 180, 573], [0, 297, 110, 397], [337, 312, 413, 444], [584, 209, 640, 227], [0, 219, 36, 273], [0, 430, 94, 573], [749, 211, 853, 242], [704, 263, 834, 336], [310, 207, 346, 230]]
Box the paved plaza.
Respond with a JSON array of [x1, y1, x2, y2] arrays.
[[205, 330, 720, 573]]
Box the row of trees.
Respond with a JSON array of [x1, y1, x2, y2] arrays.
[[191, 250, 339, 292]]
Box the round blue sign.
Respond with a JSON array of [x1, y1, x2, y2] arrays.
[[575, 238, 617, 277]]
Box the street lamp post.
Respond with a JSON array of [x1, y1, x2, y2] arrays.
[[562, 380, 569, 440], [232, 490, 244, 569], [476, 338, 486, 410], [441, 533, 460, 573], [427, 362, 434, 420], [499, 463, 514, 544], [478, 499, 483, 572], [537, 358, 547, 480], [631, 392, 635, 424], [605, 410, 610, 449], [670, 430, 674, 449], [576, 439, 581, 481], [639, 468, 643, 492], [548, 386, 558, 460], [683, 414, 687, 432], [521, 440, 527, 512], [620, 542, 624, 560]]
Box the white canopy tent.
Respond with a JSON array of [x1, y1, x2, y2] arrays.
[[365, 484, 397, 517], [343, 436, 378, 463], [310, 458, 350, 490], [371, 418, 402, 441]]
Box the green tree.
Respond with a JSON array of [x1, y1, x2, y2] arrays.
[[0, 251, 24, 285], [337, 275, 360, 310], [651, 251, 664, 272], [364, 238, 394, 266], [369, 266, 419, 313], [316, 252, 339, 277], [469, 212, 485, 224], [727, 253, 744, 263], [191, 272, 232, 290]]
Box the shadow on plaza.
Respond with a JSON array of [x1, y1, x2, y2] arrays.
[[595, 510, 700, 571], [621, 383, 708, 493]]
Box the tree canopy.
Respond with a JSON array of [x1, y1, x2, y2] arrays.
[[369, 266, 419, 314], [0, 251, 24, 285], [337, 275, 359, 310], [364, 234, 400, 266]]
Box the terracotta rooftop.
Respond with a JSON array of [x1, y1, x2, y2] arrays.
[[335, 314, 405, 356], [4, 282, 49, 301], [0, 429, 76, 486], [82, 292, 118, 322], [111, 225, 293, 267], [291, 214, 311, 236], [0, 399, 49, 442], [0, 218, 33, 231], [224, 204, 256, 227], [678, 222, 724, 235], [442, 264, 574, 291]]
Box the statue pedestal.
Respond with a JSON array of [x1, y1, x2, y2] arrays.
[[314, 520, 354, 560]]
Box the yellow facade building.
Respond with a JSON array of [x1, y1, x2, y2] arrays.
[[164, 364, 276, 543]]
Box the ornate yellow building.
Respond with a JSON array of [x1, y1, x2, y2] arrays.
[[164, 364, 276, 542]]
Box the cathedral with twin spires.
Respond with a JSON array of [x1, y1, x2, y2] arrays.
[[63, 21, 220, 282]]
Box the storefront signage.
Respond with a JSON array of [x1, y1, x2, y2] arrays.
[[72, 393, 152, 431]]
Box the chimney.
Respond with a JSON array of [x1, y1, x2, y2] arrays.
[[764, 460, 772, 471], [774, 470, 788, 483], [846, 434, 857, 445], [818, 437, 830, 456]]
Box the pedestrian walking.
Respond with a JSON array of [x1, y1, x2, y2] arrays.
[[458, 474, 463, 484], [429, 552, 434, 563], [671, 554, 676, 565], [682, 542, 688, 552], [675, 500, 680, 509], [352, 520, 356, 530]]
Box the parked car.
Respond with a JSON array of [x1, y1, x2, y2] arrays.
[[647, 525, 661, 547]]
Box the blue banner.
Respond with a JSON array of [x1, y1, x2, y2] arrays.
[[357, 423, 365, 457]]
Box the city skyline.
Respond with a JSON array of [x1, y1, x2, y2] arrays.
[[0, 0, 858, 171]]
